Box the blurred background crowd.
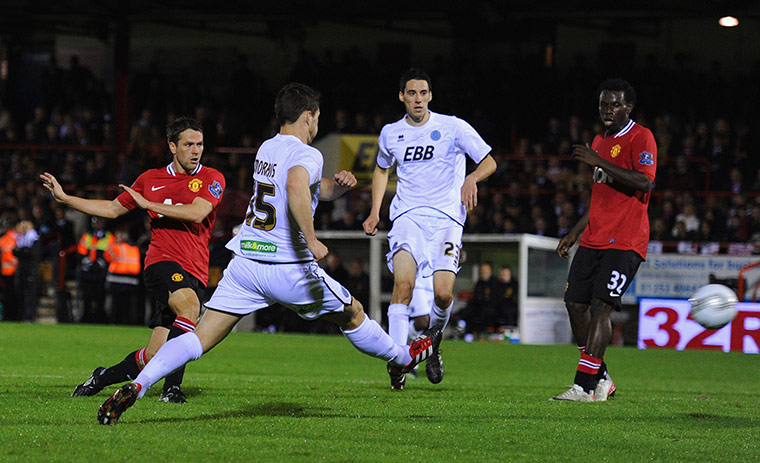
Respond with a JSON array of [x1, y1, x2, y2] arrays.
[[1, 2, 759, 328]]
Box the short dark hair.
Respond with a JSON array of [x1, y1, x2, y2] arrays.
[[166, 116, 203, 145], [274, 83, 321, 126], [597, 78, 637, 106], [399, 68, 432, 93]]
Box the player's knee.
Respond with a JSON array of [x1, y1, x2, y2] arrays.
[[168, 289, 201, 321], [434, 292, 453, 310], [589, 298, 614, 319], [336, 299, 365, 330], [566, 301, 588, 317]]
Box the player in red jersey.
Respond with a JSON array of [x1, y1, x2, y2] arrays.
[[551, 79, 656, 402], [40, 116, 225, 403]]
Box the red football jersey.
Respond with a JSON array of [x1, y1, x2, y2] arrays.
[[580, 120, 657, 259], [117, 163, 225, 284]]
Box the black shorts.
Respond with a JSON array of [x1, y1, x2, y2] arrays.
[[564, 246, 643, 309], [143, 261, 205, 329]]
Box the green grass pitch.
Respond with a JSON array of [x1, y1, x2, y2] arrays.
[[1, 322, 759, 462]]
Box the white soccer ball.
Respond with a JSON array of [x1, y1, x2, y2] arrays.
[[688, 284, 738, 330]]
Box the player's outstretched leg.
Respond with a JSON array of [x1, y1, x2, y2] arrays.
[[72, 367, 106, 397], [97, 383, 142, 425]]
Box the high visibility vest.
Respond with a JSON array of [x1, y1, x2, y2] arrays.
[[0, 231, 18, 276], [104, 242, 141, 276], [77, 232, 115, 261]]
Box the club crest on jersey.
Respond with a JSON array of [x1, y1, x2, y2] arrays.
[[430, 130, 441, 141], [610, 144, 621, 158], [188, 178, 203, 193], [209, 180, 223, 199], [639, 151, 654, 165], [171, 273, 184, 282]]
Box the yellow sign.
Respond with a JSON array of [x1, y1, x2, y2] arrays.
[[171, 273, 184, 282], [188, 178, 203, 193]]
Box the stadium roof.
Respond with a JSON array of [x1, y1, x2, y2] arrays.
[[2, 1, 760, 41]]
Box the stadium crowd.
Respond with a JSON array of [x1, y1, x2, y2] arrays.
[[1, 49, 759, 324]]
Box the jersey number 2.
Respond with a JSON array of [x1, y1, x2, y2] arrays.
[[245, 180, 276, 231]]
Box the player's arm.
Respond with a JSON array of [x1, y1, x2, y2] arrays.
[[319, 170, 357, 201], [571, 144, 652, 193], [462, 154, 497, 211], [362, 165, 390, 236], [119, 185, 213, 223], [40, 172, 129, 218], [557, 210, 589, 259], [287, 165, 328, 261]]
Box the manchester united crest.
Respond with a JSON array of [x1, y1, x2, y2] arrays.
[[610, 144, 621, 158], [188, 178, 203, 192], [171, 273, 184, 282]]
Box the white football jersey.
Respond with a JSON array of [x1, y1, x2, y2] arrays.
[[377, 111, 491, 225], [226, 133, 322, 263]]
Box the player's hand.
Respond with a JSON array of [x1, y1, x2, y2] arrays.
[[333, 170, 357, 189], [461, 177, 478, 211], [39, 172, 67, 203], [119, 184, 151, 209], [363, 215, 380, 236], [308, 239, 329, 262], [556, 233, 576, 259], [571, 144, 601, 167]]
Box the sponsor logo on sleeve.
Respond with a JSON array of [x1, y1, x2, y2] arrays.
[[209, 180, 223, 199], [639, 151, 654, 165]]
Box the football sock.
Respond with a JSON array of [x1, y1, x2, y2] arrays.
[[574, 352, 602, 393], [342, 316, 410, 365], [97, 347, 147, 386], [134, 332, 204, 399], [408, 319, 423, 343], [162, 317, 196, 391], [580, 346, 610, 381], [388, 303, 410, 346], [429, 301, 453, 331]]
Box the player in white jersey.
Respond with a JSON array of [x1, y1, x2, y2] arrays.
[[97, 83, 442, 425], [363, 68, 497, 389]]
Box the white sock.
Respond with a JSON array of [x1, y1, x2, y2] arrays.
[[408, 319, 423, 344], [342, 316, 411, 366], [387, 303, 410, 346], [134, 332, 204, 399], [429, 301, 453, 331]]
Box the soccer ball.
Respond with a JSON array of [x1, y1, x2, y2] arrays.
[[688, 284, 738, 330]]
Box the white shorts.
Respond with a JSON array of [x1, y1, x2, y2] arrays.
[[387, 210, 463, 277], [206, 256, 352, 320], [408, 274, 433, 318]]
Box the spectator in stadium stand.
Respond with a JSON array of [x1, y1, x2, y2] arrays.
[[13, 220, 41, 322], [362, 68, 496, 390], [40, 116, 225, 404], [75, 216, 114, 324], [553, 78, 657, 402], [104, 229, 142, 325], [95, 82, 441, 425]]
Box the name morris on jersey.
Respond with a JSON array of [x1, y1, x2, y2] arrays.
[[403, 145, 434, 162], [254, 159, 277, 178]]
